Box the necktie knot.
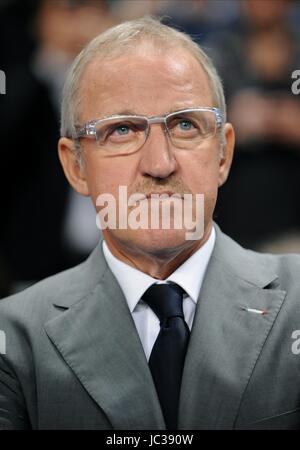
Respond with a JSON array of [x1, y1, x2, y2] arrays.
[[142, 283, 184, 323]]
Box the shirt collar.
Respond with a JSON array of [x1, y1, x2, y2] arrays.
[[103, 226, 215, 312]]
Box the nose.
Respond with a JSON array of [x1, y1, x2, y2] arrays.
[[138, 123, 177, 179]]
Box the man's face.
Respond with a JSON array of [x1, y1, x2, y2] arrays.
[[59, 45, 234, 259]]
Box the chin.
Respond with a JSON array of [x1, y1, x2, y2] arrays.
[[110, 228, 197, 258]]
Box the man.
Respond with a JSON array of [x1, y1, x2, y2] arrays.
[[0, 17, 300, 430]]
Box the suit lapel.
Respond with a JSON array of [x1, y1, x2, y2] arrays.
[[45, 244, 165, 430], [179, 226, 286, 429]]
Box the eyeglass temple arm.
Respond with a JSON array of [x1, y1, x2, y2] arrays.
[[74, 122, 97, 139], [212, 108, 224, 128]]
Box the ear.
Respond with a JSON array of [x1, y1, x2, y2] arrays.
[[58, 137, 90, 196], [218, 123, 235, 187]]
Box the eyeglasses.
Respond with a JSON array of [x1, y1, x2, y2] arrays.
[[74, 107, 224, 155]]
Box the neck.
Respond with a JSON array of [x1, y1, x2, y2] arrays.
[[103, 224, 213, 279]]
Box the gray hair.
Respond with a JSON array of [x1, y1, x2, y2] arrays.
[[60, 16, 226, 145]]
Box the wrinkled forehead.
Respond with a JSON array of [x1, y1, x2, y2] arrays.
[[77, 45, 214, 121]]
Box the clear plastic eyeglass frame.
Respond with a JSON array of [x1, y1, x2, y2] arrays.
[[73, 107, 224, 150]]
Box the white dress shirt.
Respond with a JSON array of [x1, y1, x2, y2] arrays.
[[103, 227, 215, 361]]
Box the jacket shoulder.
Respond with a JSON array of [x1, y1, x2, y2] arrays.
[[0, 263, 83, 323], [213, 226, 300, 291], [0, 243, 105, 325]]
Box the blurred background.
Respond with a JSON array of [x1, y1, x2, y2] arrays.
[[0, 0, 300, 297]]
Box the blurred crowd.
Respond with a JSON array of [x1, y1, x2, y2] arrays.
[[0, 0, 300, 297]]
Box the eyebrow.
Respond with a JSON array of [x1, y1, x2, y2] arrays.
[[101, 107, 192, 118], [117, 107, 195, 115], [105, 109, 139, 116], [91, 106, 213, 122]]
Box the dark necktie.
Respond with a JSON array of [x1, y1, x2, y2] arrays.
[[142, 283, 190, 430]]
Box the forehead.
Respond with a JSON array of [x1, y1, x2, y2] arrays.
[[79, 46, 213, 121]]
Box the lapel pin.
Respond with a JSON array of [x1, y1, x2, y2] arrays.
[[242, 306, 267, 315]]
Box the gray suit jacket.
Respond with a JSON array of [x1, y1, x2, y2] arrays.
[[1, 225, 300, 430]]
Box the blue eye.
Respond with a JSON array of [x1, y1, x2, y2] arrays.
[[179, 120, 193, 130], [115, 125, 130, 135]]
